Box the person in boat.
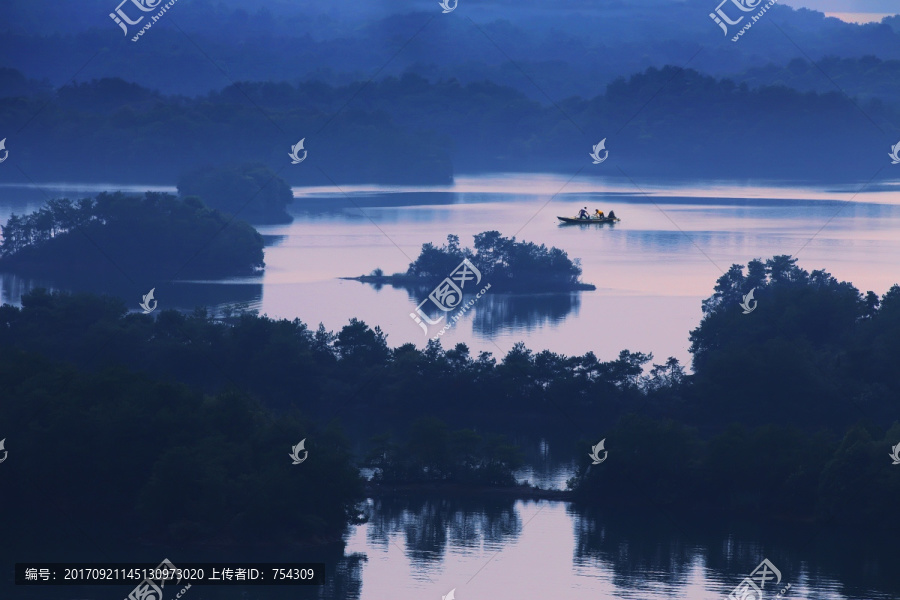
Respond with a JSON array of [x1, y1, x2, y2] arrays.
[[608, 210, 616, 220], [578, 207, 589, 219], [594, 209, 605, 219]]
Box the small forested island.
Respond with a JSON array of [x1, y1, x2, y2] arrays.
[[0, 192, 265, 280], [347, 231, 594, 291], [178, 162, 294, 225]]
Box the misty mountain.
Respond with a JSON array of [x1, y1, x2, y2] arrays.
[[1, 0, 898, 100]]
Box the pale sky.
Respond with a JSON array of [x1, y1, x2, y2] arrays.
[[779, 0, 897, 12]]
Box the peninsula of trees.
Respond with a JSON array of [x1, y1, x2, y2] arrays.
[[0, 192, 265, 280]]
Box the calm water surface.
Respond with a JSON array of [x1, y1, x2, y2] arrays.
[[2, 174, 899, 367]]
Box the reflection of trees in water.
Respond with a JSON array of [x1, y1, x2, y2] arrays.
[[365, 496, 521, 565], [320, 552, 367, 600], [472, 293, 580, 333], [571, 506, 809, 588], [168, 281, 263, 314], [571, 507, 703, 591], [569, 507, 896, 598], [0, 273, 263, 315], [0, 273, 58, 305], [389, 286, 580, 334]]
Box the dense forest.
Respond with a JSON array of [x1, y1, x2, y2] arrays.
[[177, 163, 295, 225], [353, 232, 591, 291], [0, 63, 896, 184], [1, 256, 899, 544], [0, 192, 265, 280], [365, 418, 524, 487]]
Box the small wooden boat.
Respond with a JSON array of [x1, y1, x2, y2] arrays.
[[557, 216, 620, 224]]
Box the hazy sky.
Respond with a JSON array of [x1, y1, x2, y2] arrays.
[[781, 0, 897, 11]]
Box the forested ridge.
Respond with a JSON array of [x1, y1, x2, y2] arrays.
[[1, 64, 896, 185]]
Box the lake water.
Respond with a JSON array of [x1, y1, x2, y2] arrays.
[[339, 497, 897, 600], [6, 495, 897, 599], [3, 174, 900, 599], [2, 174, 900, 369]]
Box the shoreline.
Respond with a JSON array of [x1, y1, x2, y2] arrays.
[[341, 275, 596, 292], [364, 481, 574, 501]]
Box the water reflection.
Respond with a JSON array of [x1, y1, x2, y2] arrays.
[[364, 496, 521, 564], [0, 271, 263, 315], [386, 283, 581, 334], [473, 292, 580, 333], [570, 506, 897, 600], [341, 496, 899, 600]]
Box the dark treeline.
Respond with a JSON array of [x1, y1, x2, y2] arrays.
[[569, 414, 900, 528], [731, 55, 900, 105], [366, 417, 523, 486], [1, 258, 898, 430], [569, 255, 900, 527], [1, 66, 895, 185], [0, 192, 264, 279], [0, 347, 365, 546], [2, 255, 900, 543], [356, 232, 591, 291]]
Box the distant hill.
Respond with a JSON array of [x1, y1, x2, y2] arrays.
[[0, 72, 453, 186], [726, 55, 900, 105], [0, 67, 896, 184]]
